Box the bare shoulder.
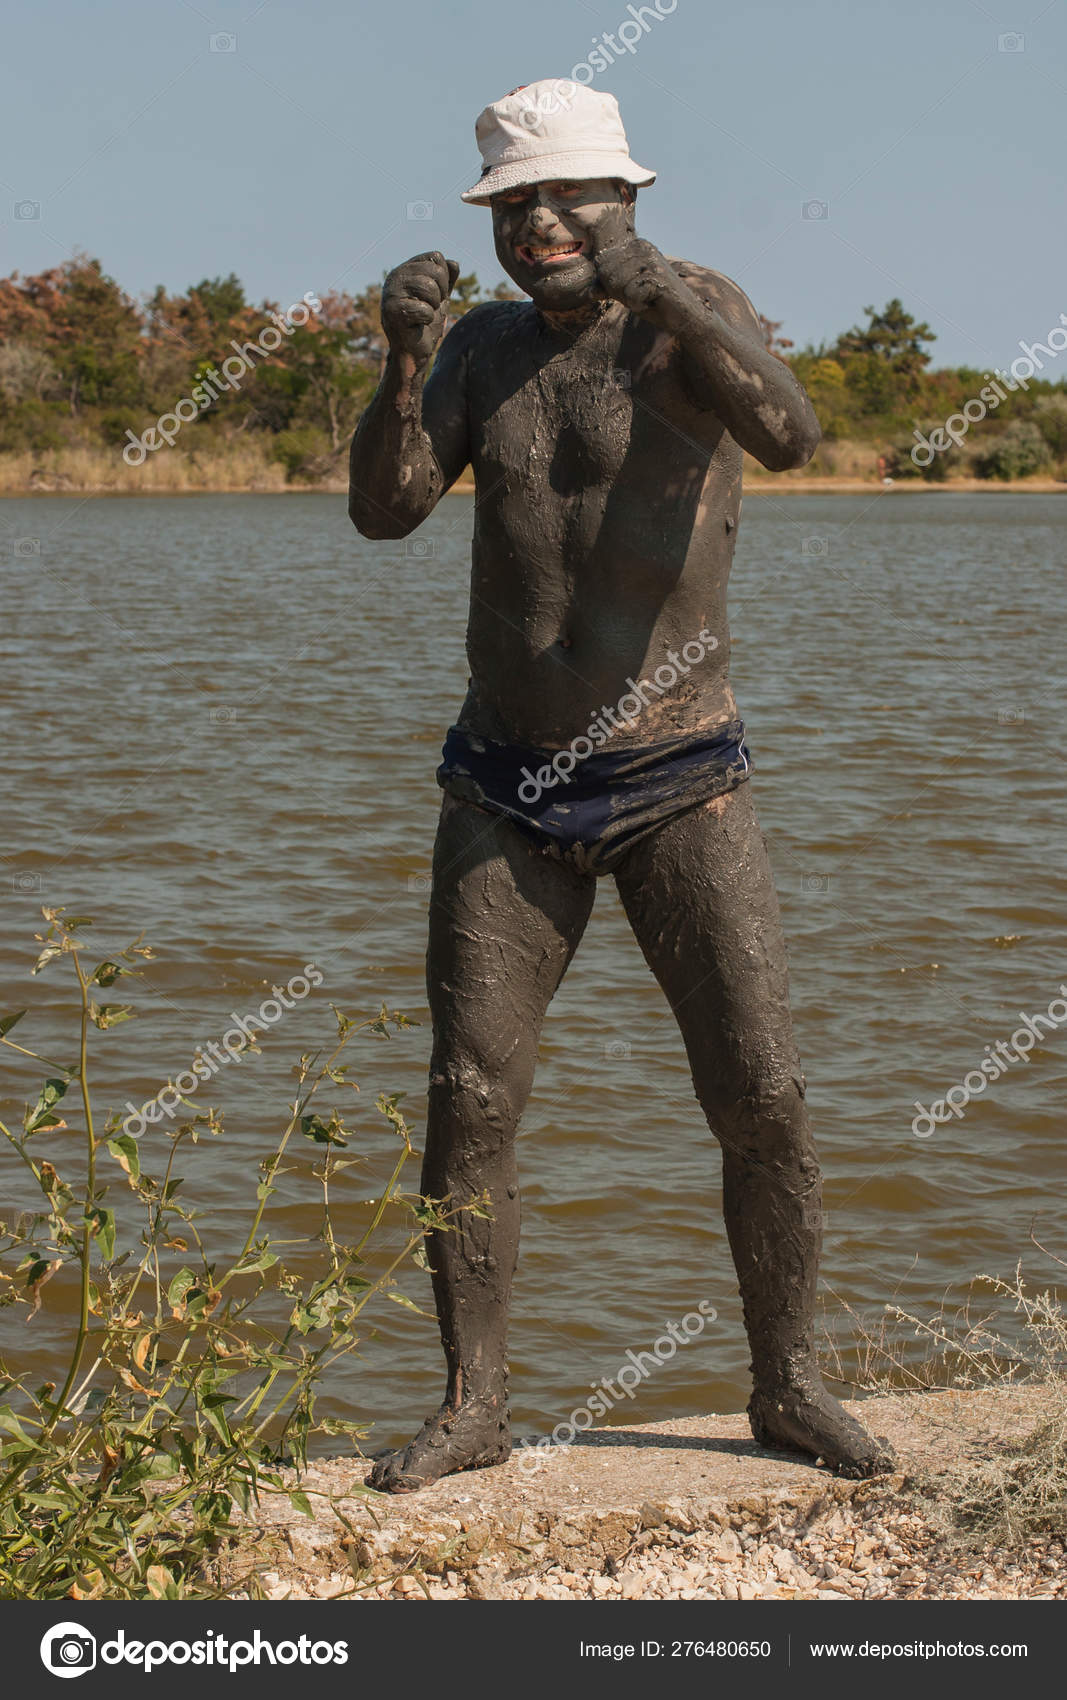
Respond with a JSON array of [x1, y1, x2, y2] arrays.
[[444, 298, 531, 350], [667, 259, 764, 339], [428, 301, 527, 391]]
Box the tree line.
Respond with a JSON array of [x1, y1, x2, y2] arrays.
[[1, 257, 1064, 481]]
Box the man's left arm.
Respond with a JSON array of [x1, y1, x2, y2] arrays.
[[594, 224, 821, 471]]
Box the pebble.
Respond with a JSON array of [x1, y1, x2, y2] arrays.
[[341, 1506, 1067, 1603], [222, 1416, 1067, 1606]]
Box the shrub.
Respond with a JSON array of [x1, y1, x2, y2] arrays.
[[1032, 395, 1067, 460], [886, 427, 952, 481], [0, 399, 67, 455], [0, 906, 461, 1599], [269, 427, 336, 483], [975, 421, 1051, 481], [821, 1261, 1067, 1548]]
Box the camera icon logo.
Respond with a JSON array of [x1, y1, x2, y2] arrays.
[[604, 1038, 631, 1060], [210, 31, 237, 51], [14, 538, 41, 556], [802, 200, 829, 220], [611, 367, 632, 391], [209, 706, 236, 724], [407, 872, 431, 893], [40, 1622, 97, 1678], [13, 871, 41, 893], [406, 201, 434, 220], [995, 707, 1024, 725], [997, 31, 1024, 51], [801, 536, 828, 557], [404, 537, 435, 558], [14, 200, 41, 220], [801, 873, 830, 894]]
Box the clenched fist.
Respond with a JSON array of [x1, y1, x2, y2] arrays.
[[588, 205, 681, 320], [381, 251, 461, 367]]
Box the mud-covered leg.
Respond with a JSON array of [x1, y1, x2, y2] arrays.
[[367, 795, 596, 1492], [613, 787, 895, 1479]]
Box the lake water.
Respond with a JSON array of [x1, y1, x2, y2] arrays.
[[1, 489, 1065, 1452]]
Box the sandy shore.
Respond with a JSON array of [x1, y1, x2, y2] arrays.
[[447, 476, 1067, 496], [741, 477, 1067, 495], [215, 1388, 1063, 1602], [3, 475, 1065, 499]]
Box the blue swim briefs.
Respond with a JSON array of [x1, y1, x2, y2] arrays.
[[436, 719, 752, 874]]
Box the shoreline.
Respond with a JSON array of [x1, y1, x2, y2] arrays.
[[3, 477, 1066, 499], [217, 1387, 1062, 1601]]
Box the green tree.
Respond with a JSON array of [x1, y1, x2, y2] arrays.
[[256, 290, 379, 454], [0, 257, 142, 414], [833, 298, 936, 401], [188, 272, 248, 329], [59, 258, 143, 412]]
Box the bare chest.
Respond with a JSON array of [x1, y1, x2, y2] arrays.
[[483, 367, 633, 490], [470, 316, 694, 493]]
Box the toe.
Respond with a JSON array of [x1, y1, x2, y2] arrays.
[[366, 1453, 407, 1492]]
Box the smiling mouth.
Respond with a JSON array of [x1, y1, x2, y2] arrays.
[[516, 239, 586, 267]]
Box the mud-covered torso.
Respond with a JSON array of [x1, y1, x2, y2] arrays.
[[456, 287, 744, 749]]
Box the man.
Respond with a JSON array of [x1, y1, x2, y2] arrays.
[[349, 79, 893, 1491]]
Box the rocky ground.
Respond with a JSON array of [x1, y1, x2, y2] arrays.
[[218, 1388, 1064, 1602]]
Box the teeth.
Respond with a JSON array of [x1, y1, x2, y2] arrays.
[[527, 243, 581, 258]]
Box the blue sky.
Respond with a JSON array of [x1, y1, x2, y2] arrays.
[[2, 0, 1064, 368]]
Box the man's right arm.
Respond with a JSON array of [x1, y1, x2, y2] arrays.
[[348, 250, 470, 539]]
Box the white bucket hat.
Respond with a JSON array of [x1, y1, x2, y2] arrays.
[[460, 79, 656, 205]]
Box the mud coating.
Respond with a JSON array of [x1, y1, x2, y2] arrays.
[[351, 173, 893, 1492]]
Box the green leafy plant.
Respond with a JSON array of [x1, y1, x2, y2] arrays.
[[975, 420, 1051, 481], [0, 906, 461, 1600]]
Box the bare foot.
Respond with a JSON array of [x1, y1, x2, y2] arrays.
[[366, 1391, 511, 1494], [749, 1379, 896, 1479]]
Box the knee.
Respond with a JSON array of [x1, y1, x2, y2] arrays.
[[428, 1050, 527, 1152], [705, 1067, 814, 1166]]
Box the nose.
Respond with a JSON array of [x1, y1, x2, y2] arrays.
[[525, 198, 563, 239]]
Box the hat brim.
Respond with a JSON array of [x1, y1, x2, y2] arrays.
[[460, 151, 656, 205]]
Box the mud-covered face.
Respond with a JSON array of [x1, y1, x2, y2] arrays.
[[490, 178, 635, 310]]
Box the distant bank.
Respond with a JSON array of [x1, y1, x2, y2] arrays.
[[1, 448, 1064, 498]]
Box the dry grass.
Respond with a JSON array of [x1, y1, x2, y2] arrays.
[[743, 439, 883, 481], [744, 440, 1067, 487], [820, 1279, 1026, 1397], [2, 443, 1061, 498], [820, 1252, 1067, 1548], [0, 443, 334, 495]]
